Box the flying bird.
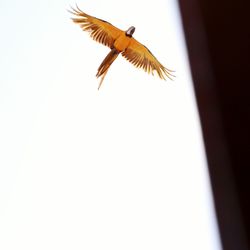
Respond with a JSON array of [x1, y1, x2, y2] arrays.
[[69, 5, 175, 89]]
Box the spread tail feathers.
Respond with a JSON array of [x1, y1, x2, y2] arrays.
[[96, 48, 119, 90]]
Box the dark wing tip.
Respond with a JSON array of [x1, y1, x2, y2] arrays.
[[67, 4, 87, 16], [162, 67, 176, 81]]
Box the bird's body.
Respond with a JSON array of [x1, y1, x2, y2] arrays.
[[69, 5, 174, 89], [114, 35, 131, 52]]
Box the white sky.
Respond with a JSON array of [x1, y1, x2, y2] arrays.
[[0, 0, 222, 250]]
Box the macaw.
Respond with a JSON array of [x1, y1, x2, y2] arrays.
[[69, 5, 175, 89]]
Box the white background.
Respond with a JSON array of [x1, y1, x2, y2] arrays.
[[0, 0, 221, 250]]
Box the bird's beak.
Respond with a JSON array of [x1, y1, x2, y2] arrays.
[[126, 26, 135, 37]]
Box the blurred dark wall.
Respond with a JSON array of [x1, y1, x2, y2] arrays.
[[178, 1, 250, 250]]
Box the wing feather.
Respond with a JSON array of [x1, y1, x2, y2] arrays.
[[69, 5, 122, 48], [122, 38, 175, 80]]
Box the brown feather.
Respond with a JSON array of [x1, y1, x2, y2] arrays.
[[122, 38, 175, 80], [96, 49, 120, 89], [69, 5, 122, 49], [69, 5, 175, 85]]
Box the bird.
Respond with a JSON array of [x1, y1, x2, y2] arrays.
[[69, 5, 175, 90]]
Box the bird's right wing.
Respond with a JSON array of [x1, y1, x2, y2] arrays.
[[69, 5, 123, 48], [122, 37, 175, 80]]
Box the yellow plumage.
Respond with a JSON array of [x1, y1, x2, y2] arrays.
[[69, 5, 175, 89]]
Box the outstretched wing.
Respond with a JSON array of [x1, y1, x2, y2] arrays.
[[69, 5, 123, 48], [122, 37, 175, 80]]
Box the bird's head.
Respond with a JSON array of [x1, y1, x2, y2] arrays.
[[126, 26, 135, 37]]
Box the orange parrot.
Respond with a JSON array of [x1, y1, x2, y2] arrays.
[[69, 5, 175, 89]]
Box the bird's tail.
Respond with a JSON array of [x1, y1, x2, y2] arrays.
[[96, 48, 119, 90]]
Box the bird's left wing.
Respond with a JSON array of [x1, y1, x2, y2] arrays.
[[69, 5, 123, 48], [122, 37, 175, 80]]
